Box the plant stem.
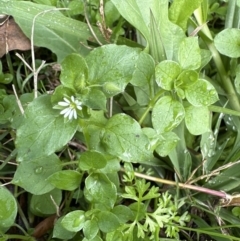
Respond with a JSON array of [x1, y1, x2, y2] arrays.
[[133, 171, 226, 199], [139, 89, 165, 124], [193, 8, 240, 112]]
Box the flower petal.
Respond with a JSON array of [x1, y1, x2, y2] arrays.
[[68, 109, 74, 119], [58, 101, 70, 107], [63, 97, 70, 103], [64, 108, 72, 118], [60, 108, 70, 115], [73, 109, 77, 119], [76, 105, 82, 110], [71, 96, 75, 102]]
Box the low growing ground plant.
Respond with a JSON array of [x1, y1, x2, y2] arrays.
[[2, 0, 240, 240]]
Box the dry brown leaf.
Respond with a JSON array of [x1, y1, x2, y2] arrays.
[[0, 17, 31, 58]]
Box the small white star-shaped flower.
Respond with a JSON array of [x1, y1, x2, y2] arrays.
[[58, 96, 82, 120]]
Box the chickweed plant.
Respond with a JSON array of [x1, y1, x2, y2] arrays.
[[2, 0, 240, 240]]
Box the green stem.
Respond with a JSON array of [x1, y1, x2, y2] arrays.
[[193, 8, 240, 112], [1, 234, 35, 241], [209, 105, 240, 116], [225, 0, 236, 28], [139, 89, 165, 125]]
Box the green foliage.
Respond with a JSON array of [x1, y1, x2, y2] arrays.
[[2, 0, 240, 240]]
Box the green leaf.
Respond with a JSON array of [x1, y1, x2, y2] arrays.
[[61, 210, 85, 232], [234, 64, 240, 94], [105, 1, 120, 26], [83, 219, 99, 240], [53, 217, 76, 239], [47, 170, 82, 191], [111, 0, 185, 61], [81, 88, 107, 110], [106, 231, 124, 241], [214, 28, 240, 58], [0, 2, 106, 61], [178, 37, 201, 70], [169, 0, 203, 30], [16, 95, 78, 161], [155, 60, 181, 90], [0, 73, 13, 84], [102, 82, 124, 97], [185, 79, 218, 106], [152, 96, 185, 133], [100, 114, 152, 163], [30, 189, 62, 217], [78, 151, 107, 171], [205, 162, 240, 192], [175, 70, 199, 89], [199, 49, 212, 70], [0, 187, 17, 233], [67, 0, 84, 16], [155, 132, 180, 157], [86, 44, 141, 97], [83, 110, 108, 151], [131, 52, 155, 86], [60, 54, 88, 91], [112, 205, 134, 224], [12, 154, 61, 195], [185, 106, 210, 135], [97, 211, 121, 233], [232, 207, 240, 218], [85, 173, 117, 208]]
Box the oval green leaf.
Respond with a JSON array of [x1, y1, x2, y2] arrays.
[[214, 28, 240, 58], [185, 79, 218, 106], [83, 219, 99, 240], [12, 154, 61, 195], [100, 114, 152, 163], [47, 170, 82, 191], [0, 187, 17, 233], [16, 95, 78, 162], [155, 132, 180, 157], [30, 189, 62, 217], [185, 106, 210, 135], [155, 60, 181, 90], [61, 53, 88, 91], [178, 37, 201, 70], [85, 173, 117, 208], [61, 210, 85, 232], [79, 151, 107, 171], [152, 96, 185, 133], [53, 217, 76, 239], [97, 211, 120, 233]]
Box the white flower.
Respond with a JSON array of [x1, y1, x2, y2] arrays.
[[58, 96, 82, 120]]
